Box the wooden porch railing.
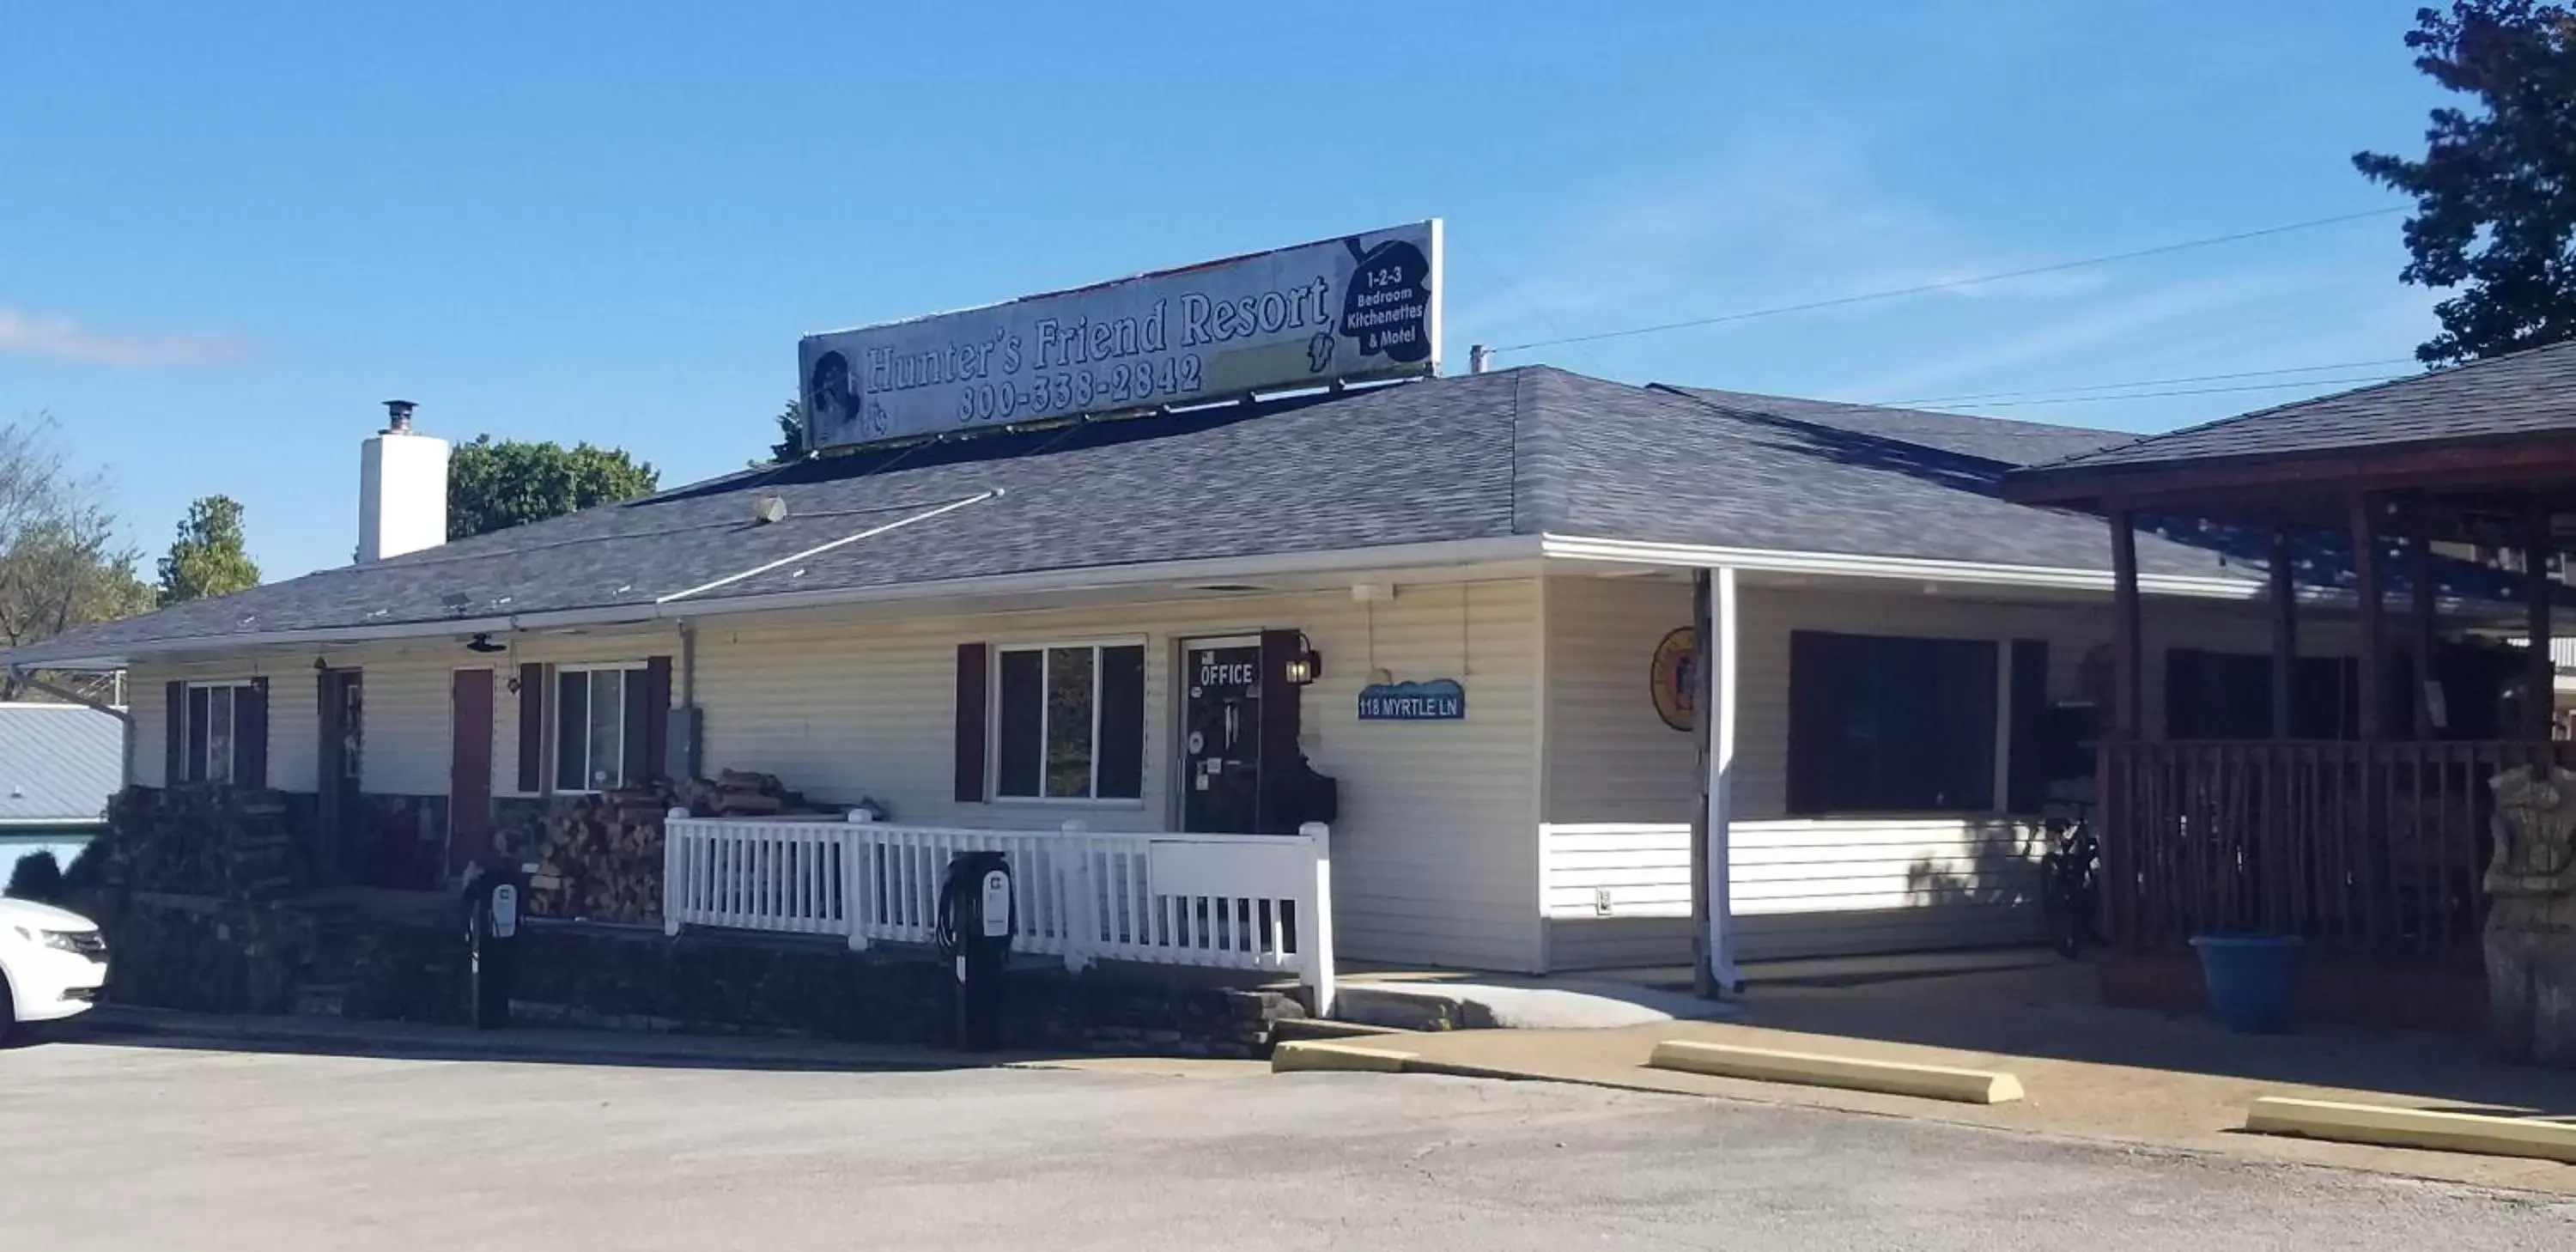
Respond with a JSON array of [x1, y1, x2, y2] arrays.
[[661, 813, 1337, 1013], [2100, 740, 2572, 967]]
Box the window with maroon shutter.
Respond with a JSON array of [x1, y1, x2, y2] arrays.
[[992, 643, 1145, 800], [1787, 631, 1998, 814], [553, 664, 651, 792], [178, 679, 262, 786]]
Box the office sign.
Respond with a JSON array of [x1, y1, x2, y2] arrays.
[[1358, 678, 1465, 722], [799, 221, 1443, 450]]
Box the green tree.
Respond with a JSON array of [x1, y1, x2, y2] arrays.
[[768, 401, 805, 465], [155, 495, 259, 606], [447, 435, 660, 540], [0, 416, 155, 696], [2354, 2, 2576, 365]]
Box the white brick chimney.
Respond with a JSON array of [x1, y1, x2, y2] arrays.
[[357, 399, 450, 564]]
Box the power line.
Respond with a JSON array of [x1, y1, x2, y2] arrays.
[[1911, 373, 2411, 410], [1880, 357, 2419, 406], [1491, 207, 2403, 354], [1454, 238, 1610, 376]]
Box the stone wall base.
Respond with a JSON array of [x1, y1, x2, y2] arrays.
[[84, 889, 1303, 1059]]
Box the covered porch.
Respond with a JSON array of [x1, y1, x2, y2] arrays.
[[2006, 343, 2576, 1037]]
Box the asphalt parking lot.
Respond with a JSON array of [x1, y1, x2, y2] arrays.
[[3, 1030, 2571, 1250]]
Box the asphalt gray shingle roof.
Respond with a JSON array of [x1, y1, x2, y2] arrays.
[[0, 704, 121, 825], [2014, 337, 2576, 479], [1655, 386, 2131, 467], [11, 368, 2389, 666]]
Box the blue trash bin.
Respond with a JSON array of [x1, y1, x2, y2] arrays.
[[2190, 933, 2306, 1033]]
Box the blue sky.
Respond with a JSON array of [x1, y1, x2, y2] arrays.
[[3, 3, 2447, 579]]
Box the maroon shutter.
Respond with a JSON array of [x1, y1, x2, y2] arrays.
[[237, 677, 270, 789], [2006, 641, 2050, 815], [1256, 629, 1305, 835], [315, 669, 345, 884], [1785, 631, 1835, 815], [955, 643, 988, 803], [517, 662, 546, 793], [642, 655, 673, 783], [164, 680, 185, 786], [186, 687, 210, 783]]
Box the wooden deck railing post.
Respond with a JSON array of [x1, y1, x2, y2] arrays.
[[2525, 498, 2555, 742], [2270, 523, 2298, 741], [2099, 738, 2515, 969], [2105, 510, 2143, 951], [2348, 493, 2395, 957], [2409, 506, 2439, 740]]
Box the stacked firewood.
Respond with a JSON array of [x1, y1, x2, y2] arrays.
[[522, 770, 830, 922], [670, 769, 811, 817], [524, 786, 671, 924], [102, 784, 308, 900]]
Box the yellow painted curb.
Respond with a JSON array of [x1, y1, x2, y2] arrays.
[[1647, 1039, 2025, 1105], [2245, 1097, 2576, 1164], [1271, 1040, 1420, 1074]]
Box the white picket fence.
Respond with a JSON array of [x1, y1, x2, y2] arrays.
[[662, 813, 1334, 1012]]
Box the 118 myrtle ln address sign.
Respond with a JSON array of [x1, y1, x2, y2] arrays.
[[799, 221, 1443, 450]]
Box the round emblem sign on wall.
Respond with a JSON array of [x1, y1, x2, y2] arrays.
[[1650, 627, 1697, 732]]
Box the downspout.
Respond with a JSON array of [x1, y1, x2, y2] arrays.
[[676, 619, 702, 779], [678, 620, 697, 708]]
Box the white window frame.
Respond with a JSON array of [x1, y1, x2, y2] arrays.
[[185, 679, 256, 786], [551, 661, 649, 795], [990, 638, 1146, 806]]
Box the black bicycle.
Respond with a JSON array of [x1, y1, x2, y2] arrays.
[[2038, 804, 2101, 960]]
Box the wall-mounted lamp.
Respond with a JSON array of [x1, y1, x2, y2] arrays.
[[465, 633, 507, 654], [1282, 635, 1324, 686]]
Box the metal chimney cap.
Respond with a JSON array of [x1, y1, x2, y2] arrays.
[[382, 399, 417, 432]]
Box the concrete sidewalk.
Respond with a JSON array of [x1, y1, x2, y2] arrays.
[[1358, 962, 2576, 1196]]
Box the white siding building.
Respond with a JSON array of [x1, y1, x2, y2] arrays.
[[26, 368, 2458, 975]]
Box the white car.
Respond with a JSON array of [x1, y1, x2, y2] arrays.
[[0, 896, 108, 1042]]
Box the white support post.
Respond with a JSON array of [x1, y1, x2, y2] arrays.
[[845, 808, 874, 952], [1302, 822, 1337, 1018], [663, 807, 687, 937], [1060, 820, 1097, 973], [1990, 641, 2014, 816], [1705, 568, 1742, 993]]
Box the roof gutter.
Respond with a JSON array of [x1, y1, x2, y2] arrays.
[[1539, 533, 2530, 620], [1540, 534, 2271, 599]]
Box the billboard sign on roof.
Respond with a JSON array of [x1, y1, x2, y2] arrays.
[[797, 220, 1441, 451]]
